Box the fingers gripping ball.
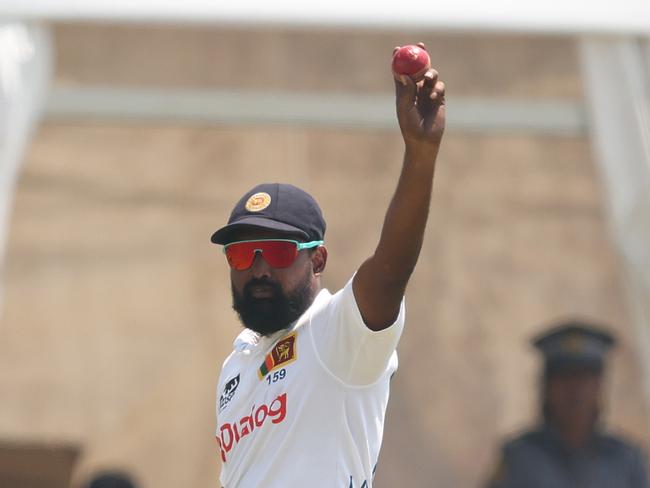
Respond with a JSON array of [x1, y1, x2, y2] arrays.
[[391, 44, 431, 82]]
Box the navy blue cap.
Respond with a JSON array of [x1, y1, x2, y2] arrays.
[[532, 320, 616, 375], [211, 183, 326, 245]]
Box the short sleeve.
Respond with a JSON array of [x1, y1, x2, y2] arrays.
[[309, 275, 405, 386]]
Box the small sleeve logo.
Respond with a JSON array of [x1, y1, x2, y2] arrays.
[[245, 192, 272, 212], [218, 373, 240, 412]]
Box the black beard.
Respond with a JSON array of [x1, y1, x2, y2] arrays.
[[231, 272, 314, 337]]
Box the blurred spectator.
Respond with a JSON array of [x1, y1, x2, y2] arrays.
[[84, 471, 138, 488], [486, 320, 649, 488]]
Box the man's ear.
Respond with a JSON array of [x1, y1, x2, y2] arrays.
[[311, 246, 328, 275]]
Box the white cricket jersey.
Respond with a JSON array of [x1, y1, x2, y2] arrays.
[[215, 276, 405, 487]]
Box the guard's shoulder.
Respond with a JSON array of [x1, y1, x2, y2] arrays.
[[501, 429, 546, 454], [488, 430, 541, 487], [597, 431, 644, 456]]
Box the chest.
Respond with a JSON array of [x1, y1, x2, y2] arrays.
[[216, 330, 328, 457], [520, 445, 632, 488]]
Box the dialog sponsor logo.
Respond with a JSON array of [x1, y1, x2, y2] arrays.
[[216, 392, 287, 462]]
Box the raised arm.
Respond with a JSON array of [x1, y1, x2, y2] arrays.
[[353, 44, 446, 331]]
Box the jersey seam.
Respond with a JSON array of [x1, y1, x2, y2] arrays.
[[308, 301, 395, 390]]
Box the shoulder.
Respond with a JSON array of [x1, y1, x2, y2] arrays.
[[502, 429, 547, 454], [489, 429, 554, 484], [597, 431, 645, 458], [497, 428, 555, 468], [305, 286, 336, 319], [218, 350, 240, 384], [487, 430, 544, 487], [307, 277, 361, 326]]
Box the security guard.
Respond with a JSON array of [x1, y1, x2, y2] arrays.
[[487, 320, 649, 488]]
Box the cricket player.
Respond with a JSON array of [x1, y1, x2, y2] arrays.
[[211, 45, 446, 487]]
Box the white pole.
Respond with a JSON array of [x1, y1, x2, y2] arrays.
[[0, 22, 52, 314], [579, 36, 650, 407]]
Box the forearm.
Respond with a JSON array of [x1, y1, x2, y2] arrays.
[[353, 145, 440, 330], [373, 145, 439, 285], [370, 64, 445, 287]]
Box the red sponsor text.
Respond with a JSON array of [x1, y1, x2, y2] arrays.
[[217, 392, 287, 462]]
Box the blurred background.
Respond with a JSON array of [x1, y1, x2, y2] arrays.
[[1, 2, 649, 487]]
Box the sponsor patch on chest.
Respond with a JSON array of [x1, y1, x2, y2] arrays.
[[216, 392, 287, 462], [258, 332, 297, 379]]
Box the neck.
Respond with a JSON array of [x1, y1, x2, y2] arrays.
[[549, 416, 596, 449], [310, 277, 322, 299], [562, 425, 593, 449]]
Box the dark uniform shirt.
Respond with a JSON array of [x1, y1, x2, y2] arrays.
[[488, 424, 649, 488]]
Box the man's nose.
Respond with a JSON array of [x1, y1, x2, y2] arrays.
[[250, 252, 272, 278]]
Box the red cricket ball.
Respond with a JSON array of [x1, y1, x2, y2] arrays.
[[391, 44, 431, 82]]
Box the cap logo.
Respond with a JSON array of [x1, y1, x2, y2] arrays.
[[562, 334, 585, 353], [245, 192, 272, 212]]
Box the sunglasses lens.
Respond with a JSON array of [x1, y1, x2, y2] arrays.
[[225, 241, 299, 270], [225, 241, 256, 270], [261, 241, 298, 268]]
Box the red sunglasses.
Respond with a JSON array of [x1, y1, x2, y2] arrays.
[[223, 239, 323, 270]]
